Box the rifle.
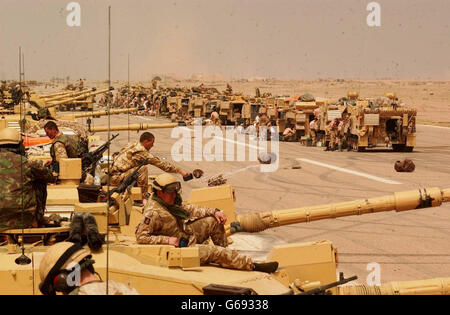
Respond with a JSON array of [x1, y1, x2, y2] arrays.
[[298, 273, 357, 295], [81, 133, 119, 180], [107, 158, 149, 197]]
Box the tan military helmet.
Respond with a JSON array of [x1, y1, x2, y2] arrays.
[[151, 173, 181, 192], [39, 242, 91, 283], [347, 91, 359, 100], [385, 92, 397, 100], [0, 128, 21, 145]]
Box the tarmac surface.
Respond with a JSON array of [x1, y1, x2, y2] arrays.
[[85, 113, 450, 285]]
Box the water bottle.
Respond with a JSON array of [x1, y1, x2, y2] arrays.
[[94, 162, 101, 186]]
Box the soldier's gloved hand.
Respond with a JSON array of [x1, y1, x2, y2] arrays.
[[168, 237, 179, 247], [214, 209, 227, 225]]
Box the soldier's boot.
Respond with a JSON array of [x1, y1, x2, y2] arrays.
[[253, 261, 279, 273], [338, 144, 343, 152]]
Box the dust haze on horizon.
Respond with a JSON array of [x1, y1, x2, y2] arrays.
[[0, 0, 449, 81]]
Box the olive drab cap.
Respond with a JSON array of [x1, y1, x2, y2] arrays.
[[0, 128, 21, 145], [39, 242, 91, 283]]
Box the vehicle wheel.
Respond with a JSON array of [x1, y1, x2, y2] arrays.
[[404, 146, 414, 152]]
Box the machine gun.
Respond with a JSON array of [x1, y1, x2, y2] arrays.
[[81, 133, 119, 179], [107, 159, 149, 197], [299, 273, 358, 295]]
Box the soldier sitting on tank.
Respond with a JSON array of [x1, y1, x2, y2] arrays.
[[39, 242, 139, 295], [44, 121, 84, 173], [135, 174, 279, 273], [109, 132, 191, 205], [0, 128, 55, 232]]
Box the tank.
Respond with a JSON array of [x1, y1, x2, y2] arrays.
[[0, 185, 449, 295]]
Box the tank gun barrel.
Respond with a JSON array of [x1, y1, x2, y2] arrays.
[[44, 87, 113, 109], [338, 277, 450, 295], [231, 187, 450, 233], [89, 122, 177, 132], [74, 108, 138, 118], [41, 88, 96, 102], [39, 91, 75, 99]]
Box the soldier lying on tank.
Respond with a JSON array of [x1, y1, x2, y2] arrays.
[[135, 174, 279, 273], [0, 128, 55, 232], [109, 132, 191, 205], [39, 242, 139, 295]]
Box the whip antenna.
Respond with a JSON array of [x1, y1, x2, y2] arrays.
[[15, 46, 31, 266]]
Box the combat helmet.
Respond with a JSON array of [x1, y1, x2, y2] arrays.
[[0, 128, 21, 145], [39, 242, 94, 295], [151, 173, 181, 193]]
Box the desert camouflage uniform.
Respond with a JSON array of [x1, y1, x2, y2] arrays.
[[69, 280, 139, 295], [0, 150, 54, 232], [256, 114, 270, 138], [136, 198, 254, 270], [309, 119, 319, 145], [326, 119, 340, 150], [337, 118, 351, 151], [50, 133, 80, 163], [109, 142, 180, 197]]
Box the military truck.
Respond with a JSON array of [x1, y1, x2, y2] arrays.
[[345, 93, 416, 152]]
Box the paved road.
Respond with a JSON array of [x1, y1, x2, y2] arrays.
[[86, 114, 450, 284]]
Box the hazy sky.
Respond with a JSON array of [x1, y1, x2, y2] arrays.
[[1, 0, 449, 80]]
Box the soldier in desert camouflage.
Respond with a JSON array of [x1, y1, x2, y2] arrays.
[[0, 128, 54, 232], [135, 173, 279, 273], [109, 132, 191, 204]]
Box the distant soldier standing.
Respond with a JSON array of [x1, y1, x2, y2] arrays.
[[337, 113, 352, 151], [309, 118, 319, 146], [109, 132, 191, 204], [325, 118, 340, 151], [136, 174, 279, 273]]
